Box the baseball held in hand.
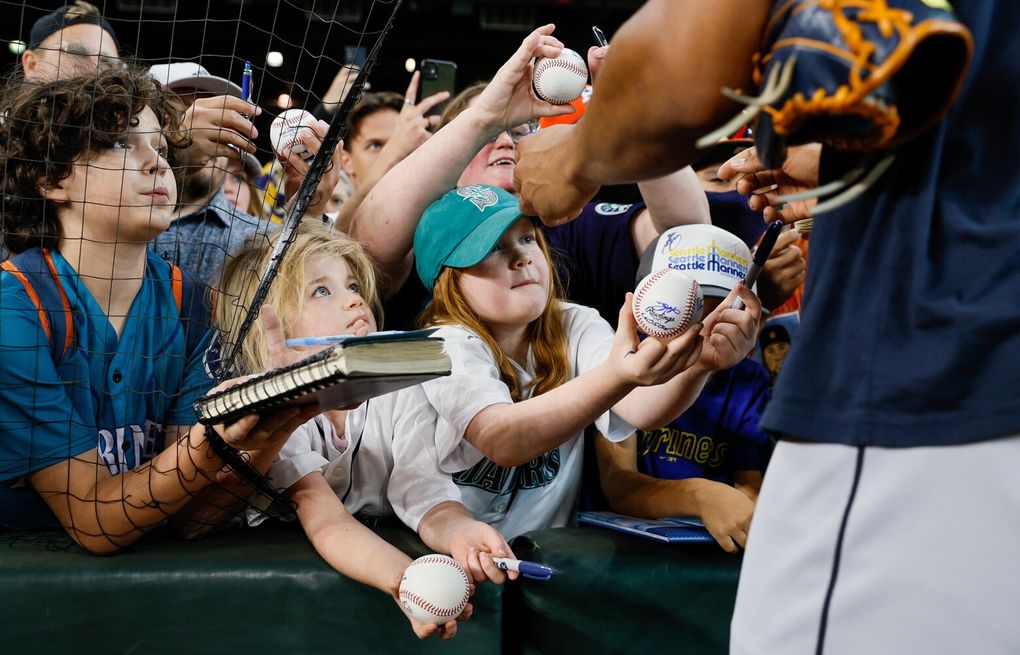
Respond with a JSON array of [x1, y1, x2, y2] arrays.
[[532, 48, 588, 104], [399, 554, 471, 624], [633, 269, 704, 339], [270, 109, 316, 159]]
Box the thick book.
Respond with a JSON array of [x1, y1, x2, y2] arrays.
[[196, 330, 450, 425], [576, 511, 714, 544]]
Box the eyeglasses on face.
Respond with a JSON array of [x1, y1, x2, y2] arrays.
[[487, 121, 539, 144]]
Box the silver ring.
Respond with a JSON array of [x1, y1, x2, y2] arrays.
[[403, 99, 414, 106]]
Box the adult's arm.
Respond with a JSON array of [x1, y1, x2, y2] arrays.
[[515, 1, 770, 223]]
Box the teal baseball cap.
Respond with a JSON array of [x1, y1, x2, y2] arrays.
[[414, 185, 525, 288]]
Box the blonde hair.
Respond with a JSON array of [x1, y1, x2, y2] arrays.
[[65, 1, 101, 18], [418, 228, 569, 401], [215, 221, 382, 374]]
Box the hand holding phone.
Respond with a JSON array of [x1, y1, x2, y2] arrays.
[[417, 59, 457, 117]]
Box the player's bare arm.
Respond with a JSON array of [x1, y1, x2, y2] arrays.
[[515, 0, 770, 225]]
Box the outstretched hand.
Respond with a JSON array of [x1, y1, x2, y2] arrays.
[[391, 570, 475, 641], [610, 293, 703, 387], [279, 119, 344, 217], [473, 23, 575, 134], [697, 285, 762, 372], [717, 144, 821, 224], [449, 523, 519, 584]]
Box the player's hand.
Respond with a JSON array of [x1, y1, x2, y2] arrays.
[[696, 481, 755, 553], [279, 119, 343, 217], [514, 123, 598, 226], [609, 293, 703, 387], [176, 95, 260, 167], [757, 229, 806, 310], [717, 144, 821, 224], [697, 285, 761, 372], [449, 523, 519, 584], [473, 23, 575, 133]]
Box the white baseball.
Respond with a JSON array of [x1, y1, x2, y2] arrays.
[[398, 554, 471, 624], [270, 109, 316, 159], [532, 48, 588, 104], [633, 269, 705, 339]]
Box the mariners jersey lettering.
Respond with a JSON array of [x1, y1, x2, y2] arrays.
[[0, 249, 213, 527]]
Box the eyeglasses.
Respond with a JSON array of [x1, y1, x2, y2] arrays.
[[488, 121, 539, 144]]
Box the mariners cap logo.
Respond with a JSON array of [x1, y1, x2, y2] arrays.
[[457, 185, 498, 211]]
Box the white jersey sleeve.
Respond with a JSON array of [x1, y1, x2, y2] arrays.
[[422, 327, 513, 470], [387, 387, 464, 532]]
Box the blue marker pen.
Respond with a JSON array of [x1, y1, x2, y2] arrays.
[[491, 557, 558, 581], [241, 60, 253, 103]]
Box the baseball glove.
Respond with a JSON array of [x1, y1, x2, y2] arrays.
[[700, 0, 973, 170]]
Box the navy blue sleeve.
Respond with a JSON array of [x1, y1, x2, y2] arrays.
[[544, 201, 645, 328]]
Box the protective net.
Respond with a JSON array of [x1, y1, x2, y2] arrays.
[[0, 0, 398, 549]]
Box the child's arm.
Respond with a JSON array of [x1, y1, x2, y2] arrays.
[[595, 432, 753, 553], [288, 473, 469, 641], [28, 405, 319, 554], [457, 301, 704, 468], [613, 284, 762, 429], [349, 25, 572, 293], [417, 501, 518, 584]]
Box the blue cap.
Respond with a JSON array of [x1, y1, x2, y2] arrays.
[[414, 185, 524, 289]]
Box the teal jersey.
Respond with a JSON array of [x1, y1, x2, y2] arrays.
[[0, 249, 214, 527]]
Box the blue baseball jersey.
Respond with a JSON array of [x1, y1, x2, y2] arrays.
[[0, 249, 214, 528], [763, 2, 1020, 447], [637, 358, 772, 483]]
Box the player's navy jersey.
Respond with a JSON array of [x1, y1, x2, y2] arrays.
[[764, 1, 1020, 447], [0, 249, 214, 528], [637, 358, 772, 482]]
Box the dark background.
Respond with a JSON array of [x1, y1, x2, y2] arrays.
[[0, 0, 643, 104]]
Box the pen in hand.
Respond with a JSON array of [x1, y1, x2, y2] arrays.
[[731, 220, 784, 310], [491, 557, 558, 581]]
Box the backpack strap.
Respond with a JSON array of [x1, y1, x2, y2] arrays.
[[160, 260, 211, 359], [1, 248, 75, 362]]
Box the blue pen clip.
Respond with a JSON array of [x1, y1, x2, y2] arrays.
[[491, 557, 558, 581], [241, 61, 253, 103]]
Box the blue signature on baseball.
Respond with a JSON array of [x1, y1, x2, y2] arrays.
[[648, 301, 681, 319]]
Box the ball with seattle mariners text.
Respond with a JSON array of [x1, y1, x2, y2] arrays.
[[399, 554, 471, 624], [532, 48, 589, 104], [269, 108, 316, 159], [633, 269, 704, 339]]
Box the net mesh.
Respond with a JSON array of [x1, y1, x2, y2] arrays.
[[0, 0, 398, 548]]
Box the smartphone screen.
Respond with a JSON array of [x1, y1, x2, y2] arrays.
[[418, 59, 457, 116], [345, 45, 367, 68]]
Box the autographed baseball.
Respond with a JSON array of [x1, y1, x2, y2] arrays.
[[532, 48, 588, 104], [270, 108, 316, 159], [399, 554, 471, 624], [633, 269, 704, 339]]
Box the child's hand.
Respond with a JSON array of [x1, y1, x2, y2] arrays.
[[390, 573, 474, 640], [696, 481, 755, 553], [261, 305, 307, 369], [697, 285, 762, 372], [449, 522, 519, 584], [610, 293, 703, 387]]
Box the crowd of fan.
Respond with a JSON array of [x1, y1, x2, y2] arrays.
[[0, 2, 808, 640]]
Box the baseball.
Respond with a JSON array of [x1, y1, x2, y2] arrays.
[[270, 108, 317, 159], [398, 554, 471, 624], [633, 269, 705, 340], [532, 48, 588, 104]]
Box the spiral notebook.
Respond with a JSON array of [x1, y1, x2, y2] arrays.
[[196, 330, 450, 425], [577, 511, 714, 544]]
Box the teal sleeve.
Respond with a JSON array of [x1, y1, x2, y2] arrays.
[[165, 323, 215, 427], [0, 280, 94, 480]]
